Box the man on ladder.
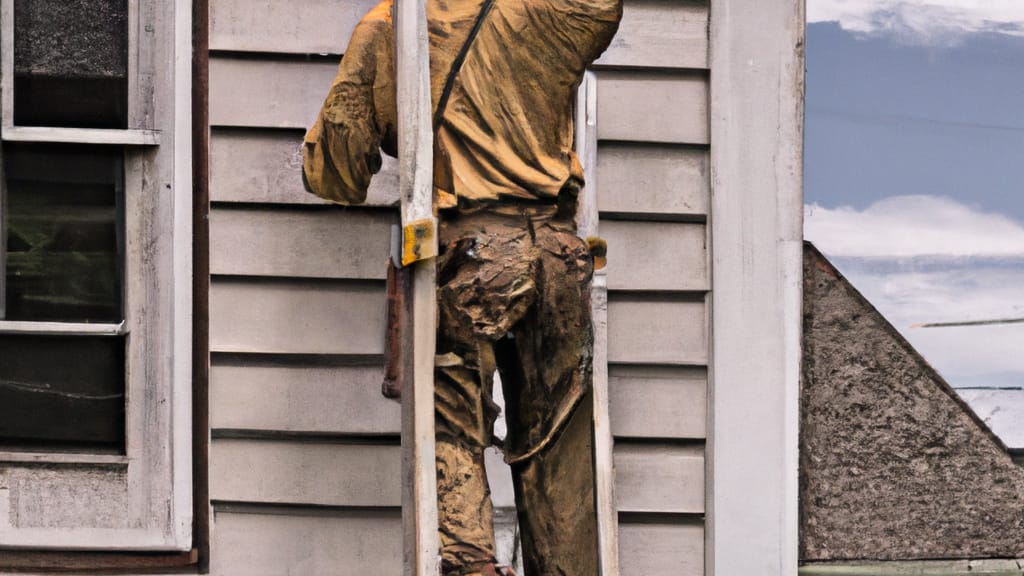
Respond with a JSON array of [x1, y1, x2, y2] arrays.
[[302, 0, 621, 573]]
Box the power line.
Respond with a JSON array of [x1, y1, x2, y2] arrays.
[[913, 317, 1024, 328]]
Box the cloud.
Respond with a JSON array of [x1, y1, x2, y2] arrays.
[[805, 195, 1024, 258], [806, 195, 1024, 394], [829, 257, 1024, 389], [808, 0, 1024, 42]]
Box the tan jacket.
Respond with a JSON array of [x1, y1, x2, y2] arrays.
[[302, 0, 621, 207]]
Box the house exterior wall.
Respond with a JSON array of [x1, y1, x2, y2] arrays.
[[205, 1, 710, 574]]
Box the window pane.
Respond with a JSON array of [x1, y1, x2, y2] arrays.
[[3, 143, 124, 322], [0, 334, 125, 452], [13, 0, 129, 128]]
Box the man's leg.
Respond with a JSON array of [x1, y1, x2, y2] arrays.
[[435, 348, 500, 575], [500, 218, 598, 575], [511, 396, 598, 576]]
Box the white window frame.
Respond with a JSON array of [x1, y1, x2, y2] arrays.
[[0, 0, 192, 552]]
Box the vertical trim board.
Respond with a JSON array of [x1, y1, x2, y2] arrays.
[[706, 0, 805, 574]]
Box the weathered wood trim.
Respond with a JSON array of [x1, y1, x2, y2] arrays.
[[576, 71, 620, 576], [0, 126, 5, 320], [170, 0, 196, 550], [0, 320, 125, 336], [0, 550, 198, 573], [0, 0, 12, 129], [0, 0, 194, 554], [0, 452, 129, 465], [394, 0, 440, 573], [192, 0, 212, 567], [0, 126, 161, 146], [706, 0, 805, 574]]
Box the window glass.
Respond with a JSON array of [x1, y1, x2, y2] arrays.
[[13, 0, 129, 128], [3, 143, 124, 322], [0, 334, 125, 452]]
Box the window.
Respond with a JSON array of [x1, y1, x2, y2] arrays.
[[0, 0, 191, 551]]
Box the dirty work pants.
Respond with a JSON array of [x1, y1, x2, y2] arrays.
[[434, 208, 598, 576]]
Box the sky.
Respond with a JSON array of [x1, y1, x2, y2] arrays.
[[803, 0, 1024, 420]]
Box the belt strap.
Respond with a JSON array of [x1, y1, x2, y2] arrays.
[[433, 0, 497, 128]]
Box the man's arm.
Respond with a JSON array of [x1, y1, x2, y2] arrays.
[[303, 1, 396, 204]]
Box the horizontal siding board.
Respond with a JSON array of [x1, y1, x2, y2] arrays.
[[210, 364, 400, 435], [211, 510, 400, 575], [597, 71, 708, 144], [614, 444, 704, 514], [607, 297, 707, 365], [210, 440, 400, 507], [210, 58, 337, 129], [619, 521, 704, 576], [609, 365, 706, 439], [210, 280, 386, 355], [210, 0, 376, 54], [210, 129, 400, 206], [211, 0, 707, 70], [602, 221, 707, 291], [597, 144, 709, 217], [210, 208, 395, 280], [594, 0, 708, 69]]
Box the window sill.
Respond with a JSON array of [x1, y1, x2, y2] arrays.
[[1, 126, 161, 146], [0, 321, 126, 336], [0, 451, 128, 466]]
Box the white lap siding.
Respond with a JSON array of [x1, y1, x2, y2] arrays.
[[207, 1, 710, 574]]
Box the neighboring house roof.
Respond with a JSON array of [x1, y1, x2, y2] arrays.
[[801, 242, 1024, 563]]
